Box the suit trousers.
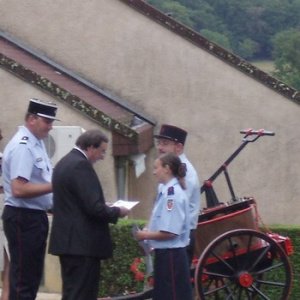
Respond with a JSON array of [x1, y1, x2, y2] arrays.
[[2, 205, 48, 300], [59, 255, 101, 300]]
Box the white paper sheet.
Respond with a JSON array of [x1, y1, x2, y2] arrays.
[[112, 200, 139, 210]]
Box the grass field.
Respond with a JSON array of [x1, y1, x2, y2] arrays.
[[251, 60, 275, 74]]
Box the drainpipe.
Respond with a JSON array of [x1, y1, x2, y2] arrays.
[[116, 156, 127, 200]]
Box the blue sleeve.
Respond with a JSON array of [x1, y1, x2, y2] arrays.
[[158, 195, 186, 235], [10, 145, 34, 181]]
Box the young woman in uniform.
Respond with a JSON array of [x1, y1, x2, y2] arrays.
[[135, 152, 193, 300]]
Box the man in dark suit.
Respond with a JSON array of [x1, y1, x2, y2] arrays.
[[48, 129, 129, 300]]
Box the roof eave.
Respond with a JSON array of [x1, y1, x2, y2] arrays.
[[0, 53, 154, 155]]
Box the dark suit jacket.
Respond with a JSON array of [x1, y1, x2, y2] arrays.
[[48, 149, 120, 259]]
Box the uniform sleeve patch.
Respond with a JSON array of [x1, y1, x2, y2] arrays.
[[167, 186, 174, 195], [167, 199, 174, 211]]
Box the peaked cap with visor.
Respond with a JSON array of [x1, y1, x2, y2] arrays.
[[154, 124, 187, 145], [27, 98, 59, 120]]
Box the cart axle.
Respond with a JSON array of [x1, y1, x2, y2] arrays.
[[238, 271, 253, 288]]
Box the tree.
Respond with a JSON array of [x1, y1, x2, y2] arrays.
[[200, 29, 231, 51], [147, 0, 195, 28], [147, 0, 300, 61], [237, 38, 260, 60], [160, 1, 195, 28], [272, 29, 300, 90]]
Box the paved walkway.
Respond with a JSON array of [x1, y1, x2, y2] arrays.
[[36, 292, 61, 300], [0, 289, 61, 300]]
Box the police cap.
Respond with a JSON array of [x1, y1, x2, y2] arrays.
[[154, 124, 187, 145], [27, 98, 59, 120]]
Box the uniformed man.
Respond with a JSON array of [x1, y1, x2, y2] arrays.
[[2, 98, 58, 300], [154, 124, 201, 267], [0, 130, 10, 300]]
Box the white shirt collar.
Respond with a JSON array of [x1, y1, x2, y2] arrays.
[[73, 146, 88, 159]]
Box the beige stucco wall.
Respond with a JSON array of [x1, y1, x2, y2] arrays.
[[0, 1, 299, 223]]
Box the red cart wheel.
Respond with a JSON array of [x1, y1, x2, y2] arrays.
[[195, 229, 292, 300]]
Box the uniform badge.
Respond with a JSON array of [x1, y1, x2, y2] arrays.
[[167, 199, 174, 211], [19, 136, 29, 144], [167, 186, 174, 196]]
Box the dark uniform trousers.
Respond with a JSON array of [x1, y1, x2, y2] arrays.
[[154, 248, 193, 300], [187, 229, 196, 267], [2, 205, 48, 300], [59, 255, 101, 300]]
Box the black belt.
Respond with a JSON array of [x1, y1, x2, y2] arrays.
[[155, 247, 185, 252], [4, 205, 46, 214]]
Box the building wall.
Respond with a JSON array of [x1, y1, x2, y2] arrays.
[[1, 0, 299, 224]]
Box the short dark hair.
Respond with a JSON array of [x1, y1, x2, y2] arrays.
[[76, 129, 109, 150]]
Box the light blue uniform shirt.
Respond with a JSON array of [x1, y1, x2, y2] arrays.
[[148, 178, 190, 249], [2, 126, 53, 210], [179, 153, 201, 229]]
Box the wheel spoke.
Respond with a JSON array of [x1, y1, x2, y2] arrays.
[[225, 289, 235, 300], [254, 261, 285, 275], [204, 279, 234, 297], [251, 283, 271, 300], [256, 278, 287, 288], [203, 269, 232, 279], [241, 287, 254, 300], [204, 281, 227, 295], [227, 236, 239, 267], [241, 234, 254, 270], [248, 244, 271, 272], [209, 250, 235, 273]]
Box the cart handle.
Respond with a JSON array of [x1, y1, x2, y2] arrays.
[[202, 128, 275, 186], [201, 129, 275, 207], [240, 128, 275, 142]]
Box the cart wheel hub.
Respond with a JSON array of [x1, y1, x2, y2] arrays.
[[238, 272, 253, 287]]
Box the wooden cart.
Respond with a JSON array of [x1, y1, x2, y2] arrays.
[[193, 129, 293, 300], [124, 129, 293, 300]]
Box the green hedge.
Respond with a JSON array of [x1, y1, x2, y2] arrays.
[[99, 221, 300, 299], [99, 219, 148, 297], [266, 225, 300, 300]]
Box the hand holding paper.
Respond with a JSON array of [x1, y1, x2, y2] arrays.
[[112, 200, 139, 210], [132, 224, 153, 275]]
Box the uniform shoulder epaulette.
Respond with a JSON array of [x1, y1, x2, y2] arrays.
[[167, 186, 174, 196], [19, 136, 29, 144]]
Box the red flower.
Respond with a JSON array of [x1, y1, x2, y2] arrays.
[[135, 271, 145, 282], [130, 256, 154, 289], [130, 257, 146, 282]]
